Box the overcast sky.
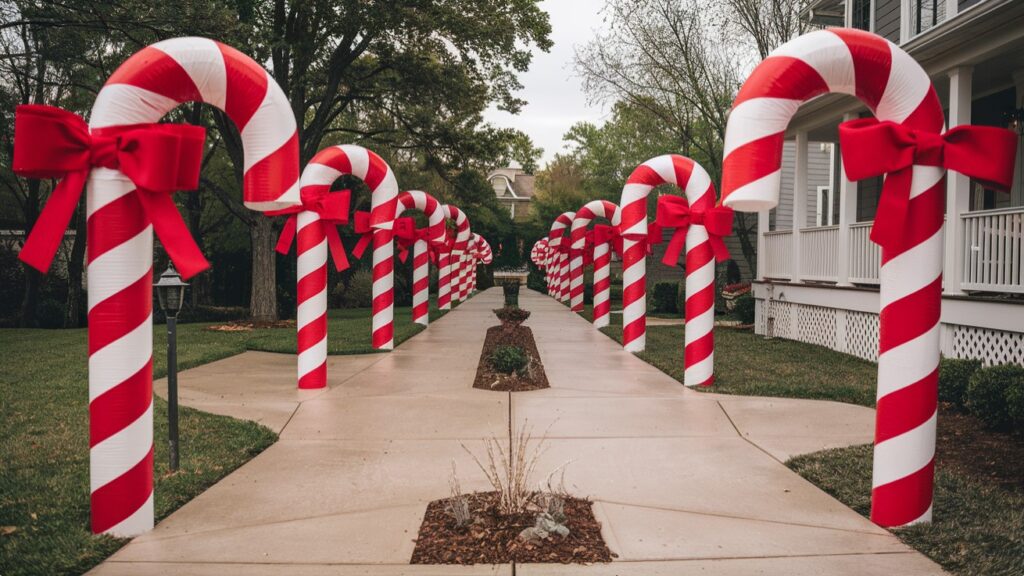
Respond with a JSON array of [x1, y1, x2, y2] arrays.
[[482, 0, 610, 170]]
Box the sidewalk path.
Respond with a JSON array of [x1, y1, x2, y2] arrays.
[[90, 289, 945, 575]]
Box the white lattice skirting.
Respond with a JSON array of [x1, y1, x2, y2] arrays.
[[755, 297, 1024, 367]]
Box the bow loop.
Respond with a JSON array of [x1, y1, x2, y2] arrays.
[[350, 211, 375, 259], [12, 104, 209, 278], [839, 118, 1017, 249], [271, 188, 352, 271]]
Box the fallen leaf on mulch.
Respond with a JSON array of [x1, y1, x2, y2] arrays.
[[1, 526, 17, 536]]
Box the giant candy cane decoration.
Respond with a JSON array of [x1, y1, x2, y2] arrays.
[[394, 190, 446, 325], [469, 233, 492, 294], [302, 145, 399, 349], [548, 211, 575, 304], [439, 204, 471, 309], [721, 28, 1015, 527], [612, 155, 716, 354], [569, 200, 620, 327], [87, 38, 299, 536]]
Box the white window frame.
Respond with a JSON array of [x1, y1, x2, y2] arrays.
[[845, 0, 876, 32], [816, 186, 835, 227], [901, 0, 957, 43]]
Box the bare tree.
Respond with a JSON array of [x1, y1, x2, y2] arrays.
[[575, 0, 809, 278]]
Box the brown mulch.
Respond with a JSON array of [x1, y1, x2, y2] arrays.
[[936, 405, 1024, 492], [203, 320, 295, 332], [473, 325, 549, 392], [411, 491, 614, 565]]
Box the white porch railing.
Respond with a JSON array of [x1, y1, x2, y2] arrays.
[[848, 221, 881, 285], [763, 230, 793, 280], [799, 225, 839, 282], [962, 207, 1024, 294]]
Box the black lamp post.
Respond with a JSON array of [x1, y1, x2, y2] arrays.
[[155, 263, 187, 471]]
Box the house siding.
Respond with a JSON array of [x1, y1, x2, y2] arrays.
[[770, 141, 834, 231], [875, 0, 901, 43]]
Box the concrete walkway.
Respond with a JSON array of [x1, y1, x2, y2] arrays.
[[90, 289, 945, 575]]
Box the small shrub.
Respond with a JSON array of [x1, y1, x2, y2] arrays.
[[938, 357, 982, 409], [527, 267, 547, 293], [489, 345, 528, 374], [733, 293, 755, 324], [336, 269, 373, 309], [676, 281, 686, 317], [966, 365, 1024, 431], [651, 282, 679, 314], [1007, 378, 1024, 431], [493, 306, 530, 327]]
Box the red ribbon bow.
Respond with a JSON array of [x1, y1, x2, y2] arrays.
[[591, 224, 623, 258], [838, 118, 1017, 250], [571, 233, 595, 266], [350, 211, 375, 259], [395, 217, 439, 263], [268, 187, 351, 271], [655, 195, 733, 266], [12, 104, 208, 278]]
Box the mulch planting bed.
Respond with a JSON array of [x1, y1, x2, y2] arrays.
[[411, 491, 613, 564], [936, 405, 1024, 492], [473, 325, 549, 392]]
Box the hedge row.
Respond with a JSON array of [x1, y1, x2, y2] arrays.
[[939, 358, 1024, 432]]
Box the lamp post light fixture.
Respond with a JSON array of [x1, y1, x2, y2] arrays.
[[154, 263, 188, 471]]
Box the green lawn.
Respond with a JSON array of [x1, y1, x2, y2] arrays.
[[0, 305, 440, 576], [578, 305, 878, 407], [789, 445, 1024, 576]]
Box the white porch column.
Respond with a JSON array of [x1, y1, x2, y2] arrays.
[[792, 131, 808, 283], [756, 210, 768, 280], [944, 66, 973, 296], [837, 113, 859, 287], [1012, 69, 1024, 207]]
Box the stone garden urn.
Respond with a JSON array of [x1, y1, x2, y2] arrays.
[[493, 268, 529, 307]]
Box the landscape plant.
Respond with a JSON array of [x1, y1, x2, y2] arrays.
[[938, 358, 982, 410], [493, 306, 531, 329], [489, 345, 529, 374], [967, 364, 1024, 431], [462, 425, 545, 516]]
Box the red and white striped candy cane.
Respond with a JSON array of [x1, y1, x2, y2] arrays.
[[654, 159, 723, 388], [613, 155, 712, 353], [460, 235, 477, 300], [530, 239, 550, 293], [395, 190, 446, 325], [721, 28, 944, 527], [87, 37, 299, 536], [470, 233, 492, 293], [302, 145, 399, 349], [548, 211, 575, 303], [569, 200, 619, 324], [439, 204, 471, 309]]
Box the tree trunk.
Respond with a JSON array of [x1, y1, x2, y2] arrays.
[[249, 217, 278, 321], [64, 201, 87, 328], [18, 180, 42, 328]]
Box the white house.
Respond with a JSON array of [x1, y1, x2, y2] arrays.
[[752, 0, 1024, 367]]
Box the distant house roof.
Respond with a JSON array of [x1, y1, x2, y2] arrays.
[[488, 168, 535, 200]]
